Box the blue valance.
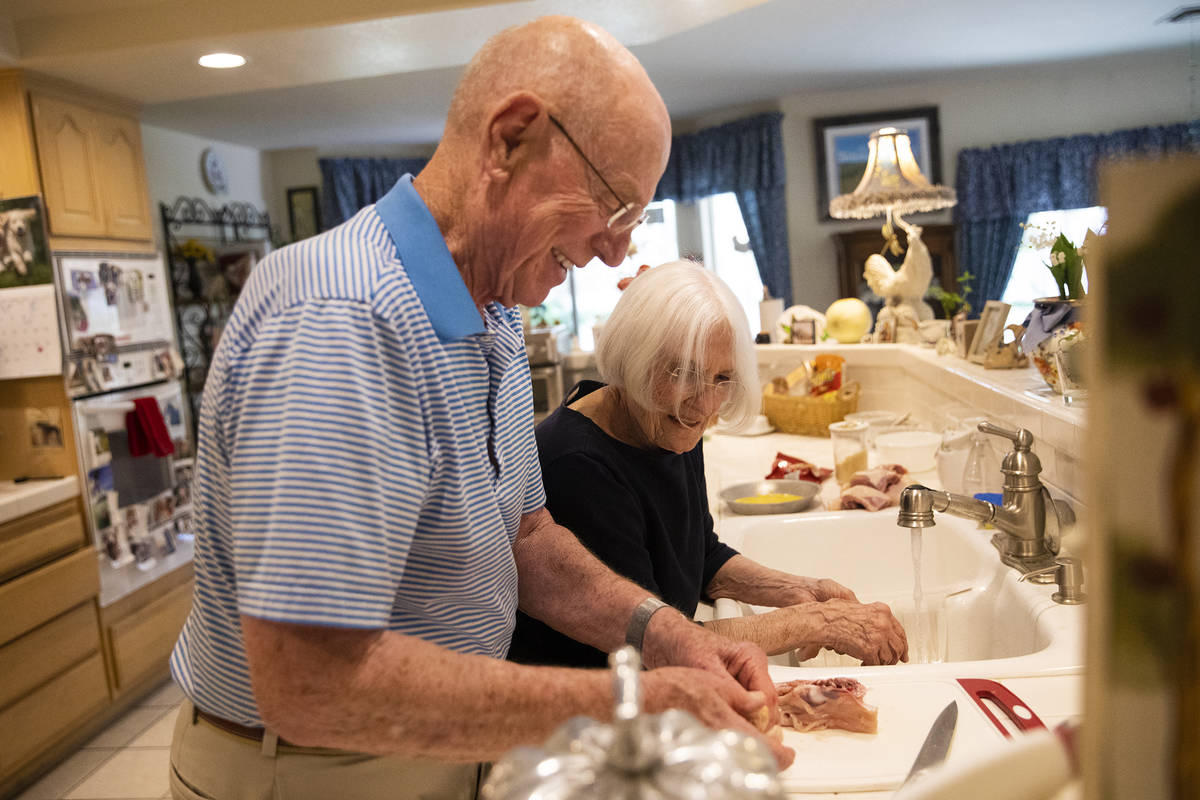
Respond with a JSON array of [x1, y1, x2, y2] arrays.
[[655, 112, 793, 305], [954, 122, 1198, 307], [319, 157, 430, 229]]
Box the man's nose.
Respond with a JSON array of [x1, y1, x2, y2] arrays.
[[592, 228, 632, 267]]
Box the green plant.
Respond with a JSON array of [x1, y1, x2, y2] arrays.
[[926, 270, 974, 318], [1019, 222, 1093, 301], [1047, 234, 1087, 300]]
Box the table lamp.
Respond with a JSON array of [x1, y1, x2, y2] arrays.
[[829, 127, 957, 342]]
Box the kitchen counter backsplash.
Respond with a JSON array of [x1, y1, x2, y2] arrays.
[[754, 344, 1086, 504]]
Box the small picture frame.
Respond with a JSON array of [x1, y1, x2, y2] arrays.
[[952, 314, 979, 359], [789, 317, 817, 345], [287, 186, 322, 241], [0, 194, 53, 288], [874, 316, 897, 344], [968, 301, 1012, 364]]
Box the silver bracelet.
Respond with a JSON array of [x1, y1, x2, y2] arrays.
[[624, 597, 670, 652]]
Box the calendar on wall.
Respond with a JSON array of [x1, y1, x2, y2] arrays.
[[0, 284, 63, 379]]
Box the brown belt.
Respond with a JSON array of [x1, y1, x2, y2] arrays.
[[194, 707, 275, 742]]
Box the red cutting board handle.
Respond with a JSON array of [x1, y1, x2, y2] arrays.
[[957, 678, 1047, 738]]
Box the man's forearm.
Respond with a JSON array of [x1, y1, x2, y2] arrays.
[[243, 616, 613, 762], [511, 508, 659, 653]]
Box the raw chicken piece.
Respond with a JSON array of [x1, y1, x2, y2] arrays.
[[838, 484, 894, 511], [765, 452, 833, 483], [848, 466, 906, 492], [839, 463, 912, 510], [775, 678, 878, 734]]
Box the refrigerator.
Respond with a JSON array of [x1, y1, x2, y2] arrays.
[[53, 251, 194, 603]]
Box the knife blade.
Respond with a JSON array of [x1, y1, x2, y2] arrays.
[[897, 700, 958, 791]]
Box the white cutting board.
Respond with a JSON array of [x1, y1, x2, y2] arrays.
[[779, 678, 1006, 793]]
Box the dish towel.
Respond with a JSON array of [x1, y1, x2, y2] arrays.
[[125, 397, 175, 457]]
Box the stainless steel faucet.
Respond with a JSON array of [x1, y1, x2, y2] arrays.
[[897, 421, 1075, 582]]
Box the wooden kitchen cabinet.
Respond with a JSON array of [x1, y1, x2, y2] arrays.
[[0, 497, 87, 583], [105, 578, 193, 692], [0, 73, 41, 198], [28, 93, 106, 237], [0, 496, 111, 790], [92, 111, 155, 240], [29, 92, 152, 241]]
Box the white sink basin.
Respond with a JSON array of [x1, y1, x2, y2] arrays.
[[715, 510, 1084, 679]]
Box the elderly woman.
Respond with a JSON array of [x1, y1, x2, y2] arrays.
[[509, 261, 907, 669]]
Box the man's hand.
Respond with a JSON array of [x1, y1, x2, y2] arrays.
[[639, 608, 793, 768], [641, 666, 795, 769]]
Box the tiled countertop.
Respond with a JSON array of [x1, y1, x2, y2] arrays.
[[0, 475, 81, 525]]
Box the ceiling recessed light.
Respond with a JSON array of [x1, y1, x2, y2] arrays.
[[199, 53, 246, 69]]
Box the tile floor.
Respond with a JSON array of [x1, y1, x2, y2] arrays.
[[15, 679, 184, 800]]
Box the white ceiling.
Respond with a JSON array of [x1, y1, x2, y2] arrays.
[[1, 0, 1192, 151]]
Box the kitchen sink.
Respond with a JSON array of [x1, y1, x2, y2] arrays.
[[714, 510, 1084, 678]]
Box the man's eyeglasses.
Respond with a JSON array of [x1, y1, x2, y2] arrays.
[[548, 114, 648, 233], [666, 366, 744, 404]]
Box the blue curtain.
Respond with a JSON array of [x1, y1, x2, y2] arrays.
[[655, 112, 792, 304], [319, 157, 430, 229], [954, 122, 1198, 309]]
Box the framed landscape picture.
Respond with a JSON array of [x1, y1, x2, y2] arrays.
[[813, 106, 943, 221]]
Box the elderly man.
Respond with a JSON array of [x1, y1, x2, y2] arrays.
[[168, 15, 791, 800]]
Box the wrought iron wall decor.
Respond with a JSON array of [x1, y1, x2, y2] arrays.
[[160, 197, 271, 435]]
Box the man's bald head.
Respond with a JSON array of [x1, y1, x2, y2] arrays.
[[444, 15, 668, 153], [418, 15, 671, 310]]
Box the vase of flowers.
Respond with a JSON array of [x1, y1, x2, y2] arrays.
[[1018, 223, 1100, 393]]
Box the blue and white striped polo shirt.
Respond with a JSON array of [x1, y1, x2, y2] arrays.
[[170, 175, 546, 726]]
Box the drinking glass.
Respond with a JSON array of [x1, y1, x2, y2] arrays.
[[1054, 340, 1088, 406], [829, 420, 869, 485]]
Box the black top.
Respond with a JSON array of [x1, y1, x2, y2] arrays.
[[508, 380, 738, 668]]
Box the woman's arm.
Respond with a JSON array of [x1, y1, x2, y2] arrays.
[[705, 554, 858, 607]]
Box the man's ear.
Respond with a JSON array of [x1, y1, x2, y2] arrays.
[[485, 92, 546, 182]]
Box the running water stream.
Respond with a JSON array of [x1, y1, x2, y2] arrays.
[[910, 528, 928, 663]]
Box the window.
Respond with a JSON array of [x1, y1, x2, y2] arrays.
[[537, 195, 765, 349], [539, 200, 678, 350], [1001, 206, 1106, 328], [698, 193, 765, 339]]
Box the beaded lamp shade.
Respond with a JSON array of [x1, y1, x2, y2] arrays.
[[829, 127, 957, 219]]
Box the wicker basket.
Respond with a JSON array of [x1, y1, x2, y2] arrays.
[[762, 381, 860, 437]]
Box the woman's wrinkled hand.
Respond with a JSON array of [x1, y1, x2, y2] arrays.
[[789, 576, 858, 604], [783, 599, 908, 666]]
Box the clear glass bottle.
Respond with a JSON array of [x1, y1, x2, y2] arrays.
[[961, 418, 1004, 498]]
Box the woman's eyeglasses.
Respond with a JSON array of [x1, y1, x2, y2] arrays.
[[666, 366, 744, 403]]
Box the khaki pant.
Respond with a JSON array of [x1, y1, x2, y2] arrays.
[[170, 701, 483, 800]]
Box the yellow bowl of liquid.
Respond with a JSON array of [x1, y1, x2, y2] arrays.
[[719, 479, 821, 515]]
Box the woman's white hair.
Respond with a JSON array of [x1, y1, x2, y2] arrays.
[[595, 261, 759, 428]]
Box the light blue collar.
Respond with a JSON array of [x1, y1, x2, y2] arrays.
[[375, 175, 485, 340]]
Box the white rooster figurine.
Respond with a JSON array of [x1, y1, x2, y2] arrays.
[[863, 211, 935, 343]]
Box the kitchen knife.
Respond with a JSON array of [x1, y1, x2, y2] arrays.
[[895, 700, 958, 793]]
